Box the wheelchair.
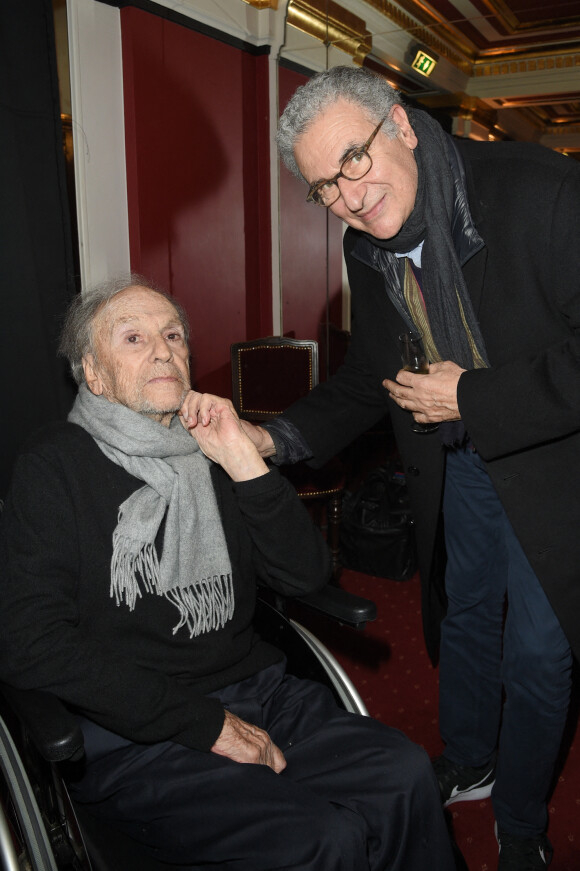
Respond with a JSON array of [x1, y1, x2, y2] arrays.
[[0, 586, 376, 871]]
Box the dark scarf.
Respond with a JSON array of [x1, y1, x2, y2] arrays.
[[366, 108, 489, 372], [363, 109, 489, 444]]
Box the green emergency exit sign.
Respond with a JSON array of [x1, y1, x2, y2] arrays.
[[411, 49, 437, 77]]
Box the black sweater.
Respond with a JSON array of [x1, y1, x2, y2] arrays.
[[0, 422, 330, 751]]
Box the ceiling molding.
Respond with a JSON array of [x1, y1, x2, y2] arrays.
[[473, 51, 580, 77], [241, 0, 279, 8], [363, 0, 472, 69], [164, 0, 580, 154], [476, 0, 580, 38], [287, 0, 373, 64], [363, 0, 580, 72], [541, 123, 580, 150]]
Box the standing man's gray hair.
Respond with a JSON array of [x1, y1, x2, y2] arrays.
[[277, 66, 405, 180], [58, 273, 190, 386]]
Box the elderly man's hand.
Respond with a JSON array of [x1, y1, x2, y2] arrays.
[[179, 391, 237, 430], [179, 391, 269, 481], [383, 360, 465, 423], [180, 391, 276, 458], [211, 710, 287, 773]]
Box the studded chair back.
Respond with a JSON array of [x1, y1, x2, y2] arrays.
[[231, 337, 345, 579]]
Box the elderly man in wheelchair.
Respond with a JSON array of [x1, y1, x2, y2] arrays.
[[0, 277, 455, 871]]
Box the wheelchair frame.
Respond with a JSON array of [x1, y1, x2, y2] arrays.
[[0, 588, 376, 870]]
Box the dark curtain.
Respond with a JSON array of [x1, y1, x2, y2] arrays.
[[0, 0, 77, 498]]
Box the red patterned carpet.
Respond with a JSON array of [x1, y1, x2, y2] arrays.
[[304, 568, 580, 871]]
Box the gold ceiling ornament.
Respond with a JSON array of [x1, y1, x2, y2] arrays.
[[240, 0, 279, 8], [473, 50, 580, 79], [546, 123, 580, 138], [287, 0, 372, 65], [362, 0, 470, 74]]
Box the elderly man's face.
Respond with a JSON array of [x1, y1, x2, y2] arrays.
[[294, 100, 419, 240], [82, 286, 191, 427]]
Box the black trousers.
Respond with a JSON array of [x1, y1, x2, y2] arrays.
[[68, 662, 455, 871]]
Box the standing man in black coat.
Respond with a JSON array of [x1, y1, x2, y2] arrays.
[[247, 66, 580, 871]]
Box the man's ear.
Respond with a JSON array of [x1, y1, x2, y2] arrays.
[[391, 104, 418, 150], [82, 354, 104, 396]]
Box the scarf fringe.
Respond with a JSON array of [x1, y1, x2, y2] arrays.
[[167, 575, 235, 638], [111, 536, 235, 638], [111, 535, 161, 609]]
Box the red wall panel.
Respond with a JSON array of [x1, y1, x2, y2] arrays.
[[278, 65, 344, 365], [121, 8, 271, 396]]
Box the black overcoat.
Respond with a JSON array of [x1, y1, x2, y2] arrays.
[[284, 138, 580, 662]]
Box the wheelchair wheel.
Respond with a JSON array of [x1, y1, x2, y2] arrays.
[[255, 599, 369, 716], [0, 713, 58, 871], [0, 714, 91, 871], [289, 619, 369, 716]]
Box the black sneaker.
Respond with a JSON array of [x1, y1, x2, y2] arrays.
[[497, 830, 553, 870], [432, 755, 495, 806]]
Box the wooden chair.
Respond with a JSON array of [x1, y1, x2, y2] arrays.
[[231, 337, 346, 578]]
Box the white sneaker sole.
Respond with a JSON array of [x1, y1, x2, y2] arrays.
[[444, 779, 495, 807]]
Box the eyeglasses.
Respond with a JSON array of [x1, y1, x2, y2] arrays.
[[306, 115, 387, 208]]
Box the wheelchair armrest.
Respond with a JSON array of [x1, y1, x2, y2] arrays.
[[0, 683, 85, 763], [294, 585, 377, 630]]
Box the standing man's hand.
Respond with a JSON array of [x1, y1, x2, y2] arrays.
[[383, 361, 465, 423], [211, 710, 287, 773]]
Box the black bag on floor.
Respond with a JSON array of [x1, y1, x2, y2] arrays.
[[340, 463, 417, 581]]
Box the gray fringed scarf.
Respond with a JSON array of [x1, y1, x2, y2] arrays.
[[69, 385, 234, 637]]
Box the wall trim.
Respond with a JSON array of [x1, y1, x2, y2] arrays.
[[67, 0, 130, 288], [93, 0, 271, 53]]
